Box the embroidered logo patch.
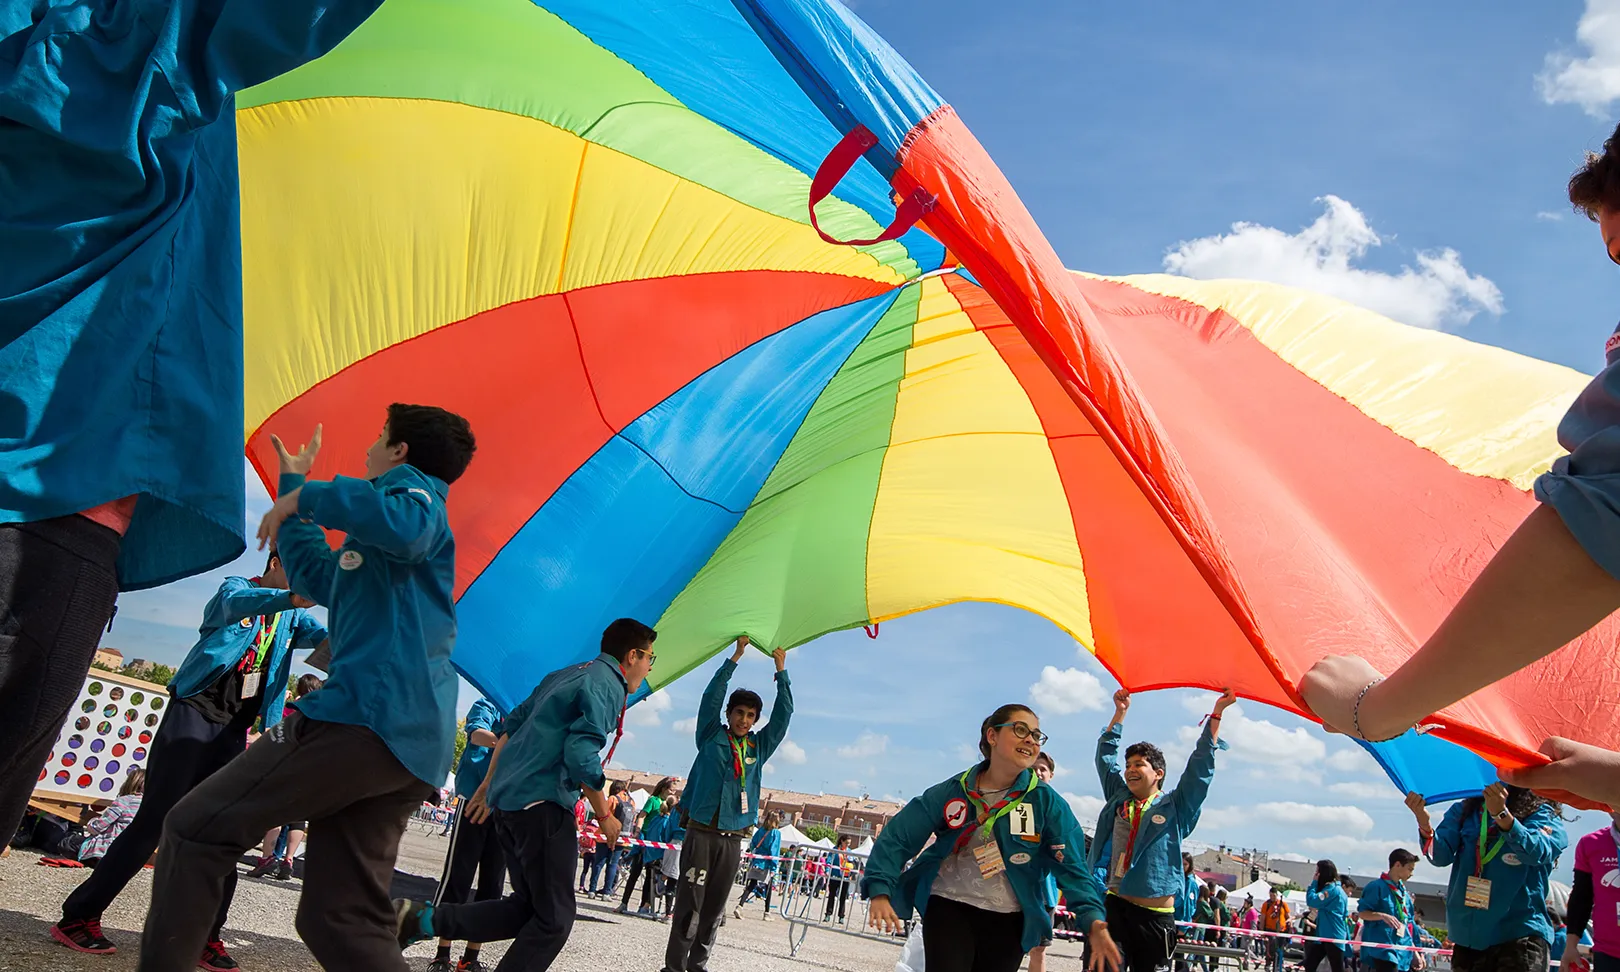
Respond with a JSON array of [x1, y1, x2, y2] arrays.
[[239, 618, 254, 627], [1601, 868, 1620, 889], [1009, 852, 1032, 865], [339, 550, 364, 571], [1501, 853, 1522, 866], [944, 798, 970, 829], [1151, 814, 1167, 825]]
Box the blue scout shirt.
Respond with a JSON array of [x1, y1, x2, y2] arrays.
[[1536, 322, 1620, 580], [169, 576, 326, 729], [1088, 721, 1226, 900], [640, 807, 679, 864], [862, 764, 1107, 953], [454, 698, 504, 799], [681, 657, 792, 832], [748, 826, 782, 867], [1426, 801, 1567, 949], [1176, 871, 1202, 921], [487, 652, 628, 813], [0, 0, 385, 590], [1306, 881, 1350, 947], [276, 464, 458, 788], [1359, 876, 1417, 970]]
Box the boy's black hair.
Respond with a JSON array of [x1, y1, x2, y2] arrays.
[[600, 618, 657, 661], [1035, 751, 1056, 773], [293, 673, 324, 699], [728, 688, 764, 715], [386, 403, 476, 484], [1124, 741, 1167, 778], [264, 551, 281, 574], [1570, 120, 1620, 220], [1389, 847, 1419, 867]]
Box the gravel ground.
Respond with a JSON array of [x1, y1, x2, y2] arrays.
[[0, 830, 1091, 971]]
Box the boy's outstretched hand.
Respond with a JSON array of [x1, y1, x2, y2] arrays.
[[731, 636, 749, 662], [270, 425, 322, 476], [773, 647, 787, 672]]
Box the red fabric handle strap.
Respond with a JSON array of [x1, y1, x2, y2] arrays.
[[808, 125, 935, 246]]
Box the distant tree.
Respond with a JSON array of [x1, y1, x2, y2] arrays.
[[142, 663, 175, 686], [88, 661, 121, 675], [1276, 881, 1302, 894], [803, 823, 839, 843], [451, 720, 468, 773]]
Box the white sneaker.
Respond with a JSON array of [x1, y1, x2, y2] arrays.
[[732, 907, 743, 919]]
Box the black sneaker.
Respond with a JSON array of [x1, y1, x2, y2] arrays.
[[246, 856, 277, 878], [198, 940, 239, 971], [51, 918, 116, 954], [427, 961, 454, 972], [393, 899, 433, 949], [273, 859, 293, 880]]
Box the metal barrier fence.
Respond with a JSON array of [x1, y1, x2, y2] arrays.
[[407, 801, 454, 836]]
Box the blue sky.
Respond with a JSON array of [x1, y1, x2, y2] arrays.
[[107, 0, 1620, 882]]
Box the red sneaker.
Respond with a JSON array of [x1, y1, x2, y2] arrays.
[[198, 940, 239, 971]]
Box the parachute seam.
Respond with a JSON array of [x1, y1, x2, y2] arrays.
[[863, 295, 914, 628], [554, 142, 591, 294]]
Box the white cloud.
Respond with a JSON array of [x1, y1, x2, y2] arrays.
[[1291, 835, 1442, 882], [1325, 747, 1382, 776], [956, 742, 982, 763], [837, 731, 888, 759], [1537, 210, 1567, 222], [626, 689, 673, 727], [1176, 695, 1326, 782], [1029, 665, 1108, 715], [1328, 781, 1400, 801], [1063, 792, 1107, 822], [882, 793, 901, 803], [1163, 195, 1503, 331], [672, 716, 698, 734], [1539, 0, 1620, 115], [842, 779, 863, 791], [777, 739, 808, 765], [765, 763, 777, 776], [1050, 763, 1073, 780]]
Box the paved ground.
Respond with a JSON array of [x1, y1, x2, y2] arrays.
[[0, 829, 1092, 971]]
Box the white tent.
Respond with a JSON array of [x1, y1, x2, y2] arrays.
[[810, 837, 836, 850], [1232, 880, 1273, 903], [852, 836, 876, 857], [626, 788, 651, 812], [777, 823, 817, 847]]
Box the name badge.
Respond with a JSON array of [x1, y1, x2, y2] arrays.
[[1009, 803, 1036, 839], [1115, 852, 1129, 880], [974, 840, 1005, 879], [739, 789, 750, 816], [1464, 876, 1491, 910], [241, 671, 262, 700]]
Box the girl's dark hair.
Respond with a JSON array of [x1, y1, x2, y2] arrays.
[[837, 834, 853, 848], [763, 809, 782, 829], [120, 767, 146, 797], [1570, 121, 1620, 220], [652, 776, 677, 799], [978, 704, 1036, 759], [1460, 785, 1560, 824], [610, 780, 628, 796], [294, 673, 323, 699], [1314, 859, 1339, 891]]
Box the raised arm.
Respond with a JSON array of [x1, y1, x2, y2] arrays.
[[695, 646, 740, 746], [290, 610, 329, 651], [1096, 695, 1128, 801], [755, 649, 793, 761], [1423, 800, 1463, 868], [1169, 718, 1229, 826], [202, 576, 294, 628], [299, 475, 445, 562]]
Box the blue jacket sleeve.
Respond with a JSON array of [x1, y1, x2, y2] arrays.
[[276, 474, 339, 603], [1429, 802, 1465, 868], [149, 0, 387, 125], [561, 679, 621, 793], [298, 475, 445, 562], [1096, 724, 1127, 800], [755, 670, 793, 762], [464, 702, 497, 738], [861, 790, 941, 904], [1043, 791, 1107, 929], [203, 576, 294, 627], [290, 609, 328, 651], [1505, 807, 1568, 869], [696, 659, 735, 747], [1169, 720, 1223, 828]]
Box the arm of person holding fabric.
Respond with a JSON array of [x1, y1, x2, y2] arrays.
[[1043, 796, 1123, 972], [755, 648, 793, 761], [464, 702, 500, 750], [1407, 793, 1459, 867], [696, 639, 743, 746], [202, 576, 298, 627], [862, 792, 939, 934], [1097, 690, 1130, 799], [1170, 689, 1236, 826]]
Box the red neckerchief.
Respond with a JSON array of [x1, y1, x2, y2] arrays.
[[1116, 792, 1160, 872], [730, 734, 752, 778], [602, 666, 628, 768], [952, 774, 1029, 853]]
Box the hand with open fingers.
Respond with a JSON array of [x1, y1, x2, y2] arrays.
[[1483, 782, 1509, 818], [1213, 687, 1237, 716], [1087, 922, 1123, 972], [772, 647, 787, 672], [1113, 688, 1131, 715], [1501, 736, 1620, 808], [466, 786, 492, 825], [270, 425, 323, 477], [732, 636, 749, 661], [1404, 791, 1432, 831], [1299, 654, 1396, 740], [867, 896, 903, 935], [256, 488, 302, 551]]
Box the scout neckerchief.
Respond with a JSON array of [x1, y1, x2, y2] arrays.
[[730, 733, 753, 786], [237, 613, 280, 675], [1475, 807, 1509, 876], [952, 767, 1034, 852], [602, 665, 629, 768], [1378, 873, 1409, 927], [1117, 790, 1162, 873]]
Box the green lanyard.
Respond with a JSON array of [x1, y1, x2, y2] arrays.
[[956, 768, 1034, 840], [244, 614, 280, 672], [1475, 807, 1508, 876], [730, 735, 751, 787]]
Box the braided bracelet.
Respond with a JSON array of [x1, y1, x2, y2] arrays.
[[1352, 678, 1385, 741]]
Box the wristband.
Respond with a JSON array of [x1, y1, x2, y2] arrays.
[[1352, 678, 1397, 741]]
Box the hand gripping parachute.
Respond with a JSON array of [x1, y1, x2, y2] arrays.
[[237, 0, 1616, 803]]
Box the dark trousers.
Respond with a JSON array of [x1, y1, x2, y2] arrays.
[[823, 878, 850, 920], [0, 516, 120, 844], [434, 805, 507, 912], [1107, 894, 1178, 972], [921, 894, 1025, 972], [621, 855, 657, 910], [433, 802, 577, 972], [1595, 952, 1620, 972], [739, 874, 772, 912], [663, 825, 742, 972], [138, 713, 432, 972], [63, 699, 249, 939], [1304, 942, 1346, 972], [1451, 936, 1551, 972]]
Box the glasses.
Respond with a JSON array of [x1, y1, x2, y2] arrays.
[[994, 722, 1048, 746], [634, 648, 657, 669]]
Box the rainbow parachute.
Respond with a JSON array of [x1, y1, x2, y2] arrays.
[[239, 0, 1618, 801]]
